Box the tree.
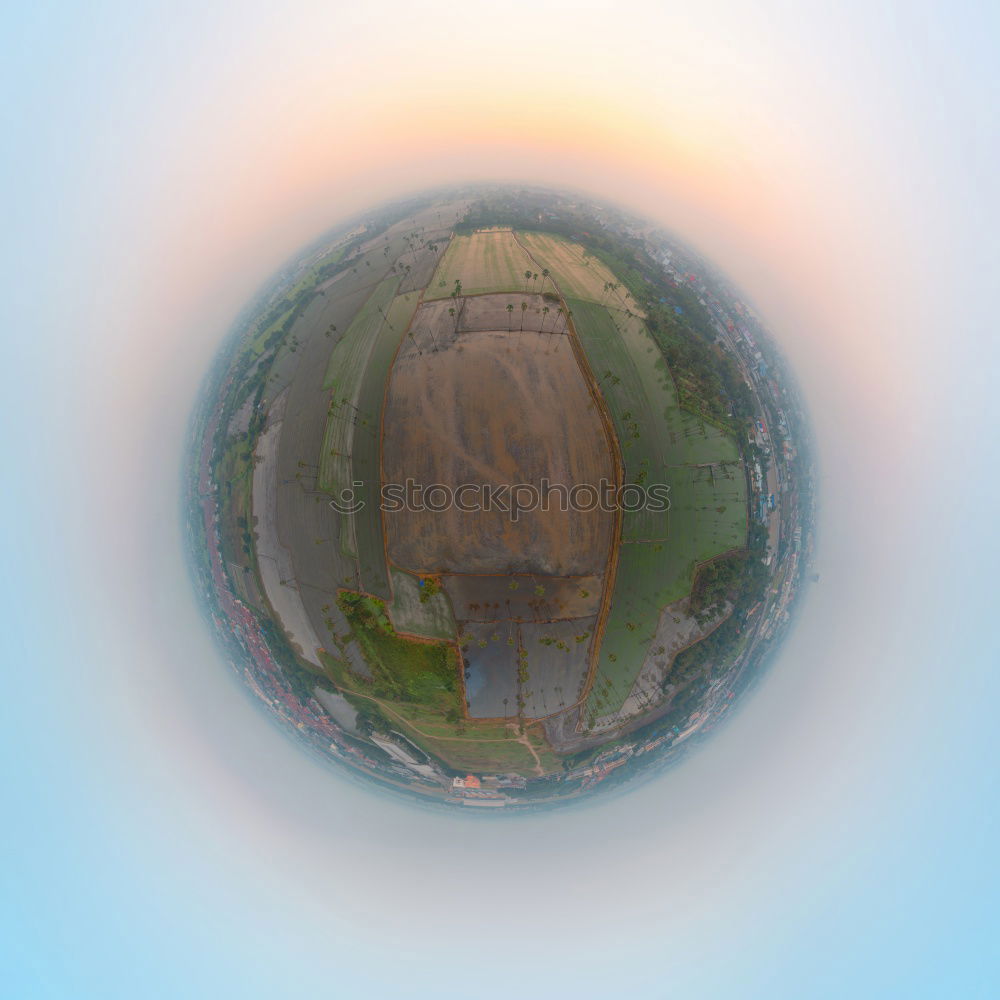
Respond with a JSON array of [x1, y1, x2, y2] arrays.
[[524, 269, 532, 292], [506, 302, 514, 333]]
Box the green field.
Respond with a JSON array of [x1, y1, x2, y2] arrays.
[[338, 591, 459, 707], [567, 298, 674, 543], [424, 230, 536, 300], [568, 298, 747, 722]]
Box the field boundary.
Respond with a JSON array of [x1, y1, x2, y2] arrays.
[[512, 230, 624, 720]]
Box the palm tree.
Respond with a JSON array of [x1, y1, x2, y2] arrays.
[[541, 267, 550, 291], [524, 269, 532, 292], [422, 323, 440, 353], [506, 302, 514, 333]]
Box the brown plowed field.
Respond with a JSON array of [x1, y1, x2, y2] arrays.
[[382, 309, 614, 579]]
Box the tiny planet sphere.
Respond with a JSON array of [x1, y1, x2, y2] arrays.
[[187, 184, 815, 810]]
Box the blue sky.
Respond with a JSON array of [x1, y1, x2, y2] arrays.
[[2, 2, 998, 997]]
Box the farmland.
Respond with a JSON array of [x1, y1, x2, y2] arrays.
[[317, 280, 418, 598], [381, 306, 615, 578], [389, 568, 457, 640], [323, 630, 558, 776], [566, 298, 675, 544], [424, 230, 537, 300], [318, 272, 400, 536], [517, 230, 640, 312], [337, 591, 459, 707], [349, 289, 420, 599], [567, 297, 747, 722], [442, 573, 602, 622]]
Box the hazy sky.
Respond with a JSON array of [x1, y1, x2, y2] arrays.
[[3, 2, 998, 997]]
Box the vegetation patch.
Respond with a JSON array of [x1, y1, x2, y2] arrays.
[[337, 590, 460, 709]]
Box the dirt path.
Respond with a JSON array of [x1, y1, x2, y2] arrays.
[[515, 730, 545, 776]]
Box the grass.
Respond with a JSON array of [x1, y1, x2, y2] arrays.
[[567, 297, 747, 722], [387, 705, 559, 774], [424, 230, 536, 300], [338, 590, 458, 706], [568, 298, 675, 543]]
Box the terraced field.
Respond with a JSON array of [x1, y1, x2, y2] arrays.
[[424, 229, 536, 300]]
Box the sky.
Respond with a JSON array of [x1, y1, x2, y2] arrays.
[[2, 1, 999, 997]]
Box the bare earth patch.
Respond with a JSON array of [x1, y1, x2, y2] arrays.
[[382, 299, 614, 578]]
